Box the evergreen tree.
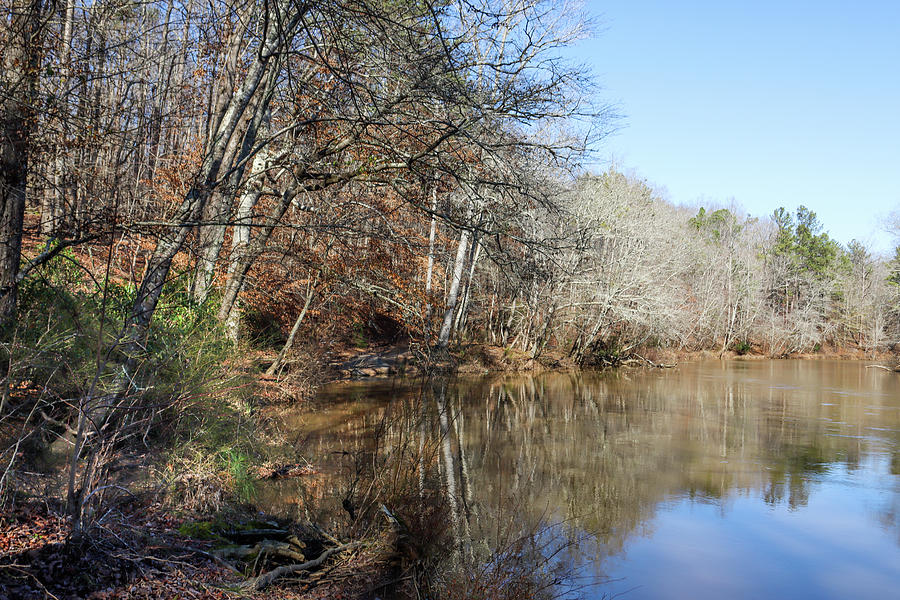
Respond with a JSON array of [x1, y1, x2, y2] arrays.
[[794, 206, 839, 279], [888, 246, 900, 287]]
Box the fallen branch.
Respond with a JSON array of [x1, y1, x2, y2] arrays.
[[866, 364, 900, 372], [214, 539, 305, 562], [240, 541, 366, 591], [633, 354, 677, 369], [143, 537, 244, 576]]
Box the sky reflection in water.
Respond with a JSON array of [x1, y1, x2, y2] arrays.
[[573, 361, 900, 599]]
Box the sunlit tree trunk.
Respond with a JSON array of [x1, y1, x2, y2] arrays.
[[454, 236, 481, 338], [220, 154, 268, 341], [266, 270, 319, 375], [437, 228, 470, 349], [423, 188, 438, 334]]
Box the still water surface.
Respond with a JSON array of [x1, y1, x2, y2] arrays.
[[267, 360, 900, 599]]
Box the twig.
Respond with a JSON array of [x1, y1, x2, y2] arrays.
[[168, 545, 244, 576], [0, 564, 62, 600], [80, 484, 136, 505]]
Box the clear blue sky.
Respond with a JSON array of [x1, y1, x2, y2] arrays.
[[574, 0, 900, 253]]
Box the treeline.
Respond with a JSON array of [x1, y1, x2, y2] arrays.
[[474, 175, 900, 361], [1, 0, 898, 384], [1, 0, 603, 349]]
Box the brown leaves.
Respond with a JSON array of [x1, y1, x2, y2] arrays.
[[0, 503, 233, 600], [0, 507, 67, 556]]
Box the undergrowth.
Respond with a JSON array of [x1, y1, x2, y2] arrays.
[[1, 248, 280, 510]]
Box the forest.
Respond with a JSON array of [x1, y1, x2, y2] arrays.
[[2, 0, 899, 598]]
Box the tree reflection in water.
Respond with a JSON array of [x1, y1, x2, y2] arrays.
[[259, 360, 900, 598]]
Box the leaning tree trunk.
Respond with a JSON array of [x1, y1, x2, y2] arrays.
[[192, 80, 275, 305], [266, 271, 318, 375], [67, 6, 302, 535], [220, 173, 266, 341], [217, 151, 295, 340], [122, 5, 297, 351]]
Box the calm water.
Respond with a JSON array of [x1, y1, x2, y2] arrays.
[[264, 360, 900, 599]]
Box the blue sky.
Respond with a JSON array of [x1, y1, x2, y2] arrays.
[[573, 0, 900, 253]]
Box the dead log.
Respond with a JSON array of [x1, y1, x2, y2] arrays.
[[214, 539, 305, 562], [240, 541, 366, 591]]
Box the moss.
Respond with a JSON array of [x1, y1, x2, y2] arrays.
[[177, 520, 228, 541]]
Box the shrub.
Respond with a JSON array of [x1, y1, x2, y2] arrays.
[[733, 340, 752, 355]]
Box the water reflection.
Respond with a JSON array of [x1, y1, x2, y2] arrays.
[[263, 360, 900, 599]]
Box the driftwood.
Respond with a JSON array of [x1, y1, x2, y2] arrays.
[[866, 364, 900, 372], [239, 541, 366, 591], [633, 354, 677, 369]]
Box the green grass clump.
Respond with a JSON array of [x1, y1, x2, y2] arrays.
[[732, 340, 752, 355], [221, 448, 256, 503]]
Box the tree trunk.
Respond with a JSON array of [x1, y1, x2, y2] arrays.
[[437, 228, 470, 349], [219, 158, 267, 341], [453, 236, 481, 337], [0, 0, 46, 326], [41, 0, 75, 235], [423, 188, 437, 334], [192, 82, 275, 305], [266, 271, 318, 375], [123, 5, 298, 351]]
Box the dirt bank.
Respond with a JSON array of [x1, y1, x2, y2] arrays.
[[323, 342, 900, 382]]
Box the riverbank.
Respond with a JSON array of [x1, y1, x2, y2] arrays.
[[324, 342, 900, 382], [0, 499, 400, 600]]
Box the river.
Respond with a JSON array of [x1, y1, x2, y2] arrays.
[[261, 360, 900, 599]]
